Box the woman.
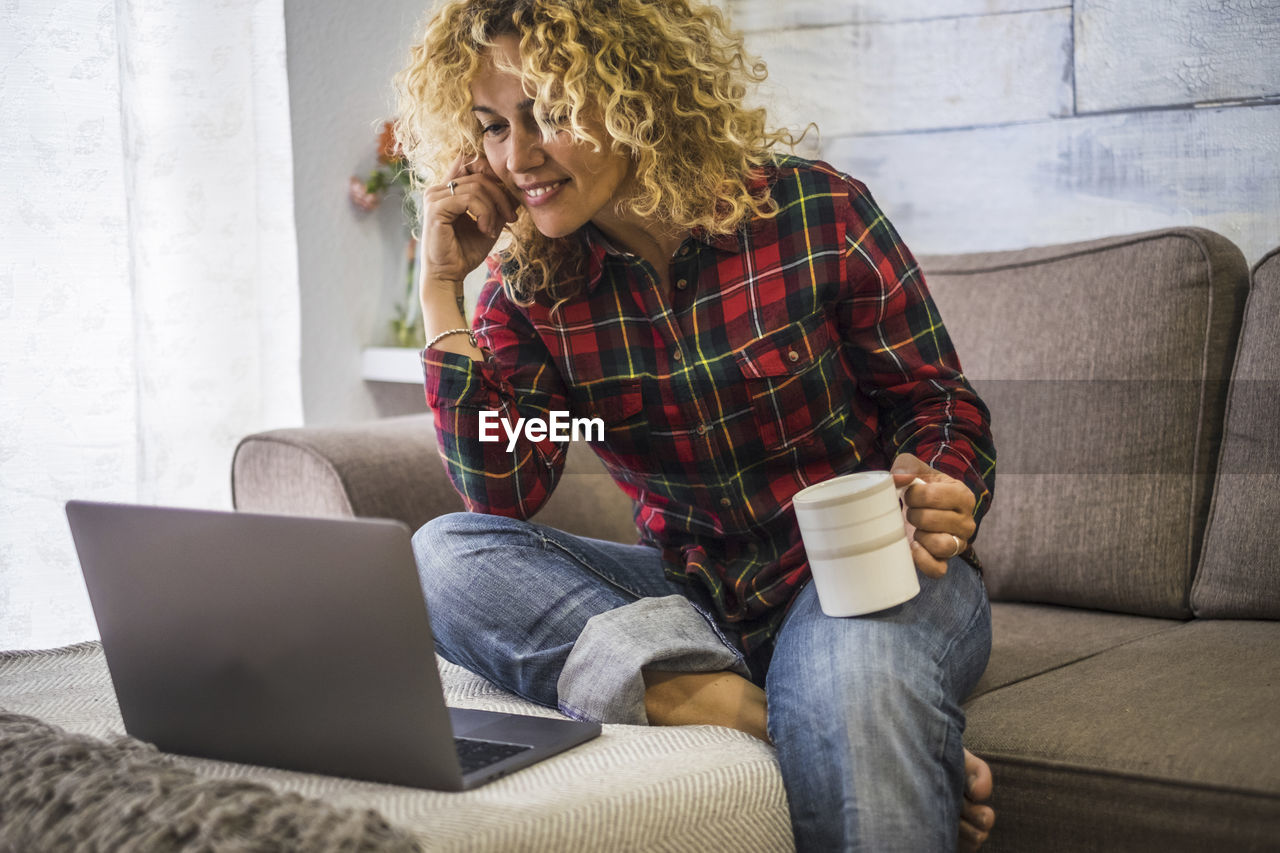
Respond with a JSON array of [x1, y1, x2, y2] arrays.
[[395, 1, 996, 849]]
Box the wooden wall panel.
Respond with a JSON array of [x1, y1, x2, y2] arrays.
[[1075, 0, 1280, 112], [744, 9, 1073, 136], [713, 0, 1274, 277], [721, 0, 1059, 30], [721, 0, 1058, 33], [822, 104, 1280, 267]]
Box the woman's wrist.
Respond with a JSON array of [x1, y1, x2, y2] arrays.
[[421, 277, 481, 357], [423, 271, 463, 289], [421, 274, 463, 303], [420, 273, 464, 316], [426, 328, 475, 350]]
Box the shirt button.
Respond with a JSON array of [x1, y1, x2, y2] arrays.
[[696, 424, 708, 436], [675, 278, 688, 290], [787, 350, 801, 363], [719, 497, 731, 508], [672, 350, 683, 361]]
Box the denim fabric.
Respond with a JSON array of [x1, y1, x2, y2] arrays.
[[412, 511, 990, 851], [559, 596, 751, 723], [412, 512, 746, 724], [767, 559, 991, 851]]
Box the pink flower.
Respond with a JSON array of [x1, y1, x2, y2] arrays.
[[377, 121, 403, 165], [348, 176, 381, 211]]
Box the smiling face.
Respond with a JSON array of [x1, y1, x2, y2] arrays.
[[470, 35, 632, 240]]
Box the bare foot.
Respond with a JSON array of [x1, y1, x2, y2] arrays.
[[959, 748, 995, 851], [641, 669, 771, 743]]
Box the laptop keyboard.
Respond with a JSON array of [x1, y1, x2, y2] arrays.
[[454, 736, 532, 774]]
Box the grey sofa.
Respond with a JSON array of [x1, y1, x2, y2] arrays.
[[3, 228, 1274, 851], [230, 228, 1280, 851]]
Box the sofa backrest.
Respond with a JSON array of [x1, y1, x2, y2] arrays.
[[1192, 246, 1280, 619], [922, 229, 1249, 618]]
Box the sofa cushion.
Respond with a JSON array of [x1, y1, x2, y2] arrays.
[[970, 602, 1183, 699], [0, 644, 792, 852], [1193, 246, 1280, 618], [922, 228, 1249, 617], [964, 620, 1280, 851]]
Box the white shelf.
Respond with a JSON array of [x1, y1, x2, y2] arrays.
[[361, 347, 424, 384]]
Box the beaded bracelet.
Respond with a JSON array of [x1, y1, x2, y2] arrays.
[[426, 328, 476, 350]]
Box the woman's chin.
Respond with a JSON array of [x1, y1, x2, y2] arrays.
[[529, 216, 579, 240]]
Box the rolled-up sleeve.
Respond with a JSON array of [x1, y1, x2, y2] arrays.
[[423, 258, 571, 518], [836, 179, 997, 530]]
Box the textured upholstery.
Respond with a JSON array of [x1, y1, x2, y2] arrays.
[[1193, 247, 1280, 618], [0, 644, 792, 853], [231, 415, 454, 527], [965, 620, 1280, 851], [970, 602, 1183, 699], [921, 229, 1249, 617]]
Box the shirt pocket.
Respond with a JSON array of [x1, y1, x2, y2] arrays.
[[569, 377, 648, 471], [576, 377, 643, 422], [733, 316, 840, 451]]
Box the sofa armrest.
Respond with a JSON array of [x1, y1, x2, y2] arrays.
[[232, 414, 639, 543], [232, 414, 462, 532]]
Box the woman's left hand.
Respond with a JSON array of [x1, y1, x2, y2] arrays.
[[891, 453, 978, 578]]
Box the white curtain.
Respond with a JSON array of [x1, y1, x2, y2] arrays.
[[0, 0, 303, 650]]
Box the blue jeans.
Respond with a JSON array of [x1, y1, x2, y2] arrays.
[[413, 512, 991, 852]]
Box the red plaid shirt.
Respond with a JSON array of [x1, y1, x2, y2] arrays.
[[423, 157, 995, 652]]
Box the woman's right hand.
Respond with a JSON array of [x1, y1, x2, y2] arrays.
[[420, 153, 518, 294]]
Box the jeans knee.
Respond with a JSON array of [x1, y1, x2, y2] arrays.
[[412, 513, 495, 596], [412, 510, 466, 560], [411, 512, 542, 600], [773, 653, 942, 734], [768, 604, 953, 739], [412, 513, 460, 602]]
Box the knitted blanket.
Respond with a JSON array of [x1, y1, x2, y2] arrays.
[[0, 712, 420, 852]]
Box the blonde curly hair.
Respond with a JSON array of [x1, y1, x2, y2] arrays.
[[394, 0, 804, 304]]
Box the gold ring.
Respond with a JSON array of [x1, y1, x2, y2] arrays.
[[448, 181, 458, 195]]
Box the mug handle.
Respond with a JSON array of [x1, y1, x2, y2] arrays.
[[896, 476, 926, 533]]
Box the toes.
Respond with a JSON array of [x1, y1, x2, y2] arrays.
[[964, 748, 994, 802], [961, 749, 995, 848], [963, 803, 995, 833], [958, 818, 990, 852]]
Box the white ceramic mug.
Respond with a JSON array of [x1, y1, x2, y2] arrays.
[[792, 471, 925, 617]]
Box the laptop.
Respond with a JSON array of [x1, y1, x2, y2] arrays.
[[64, 500, 600, 791]]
